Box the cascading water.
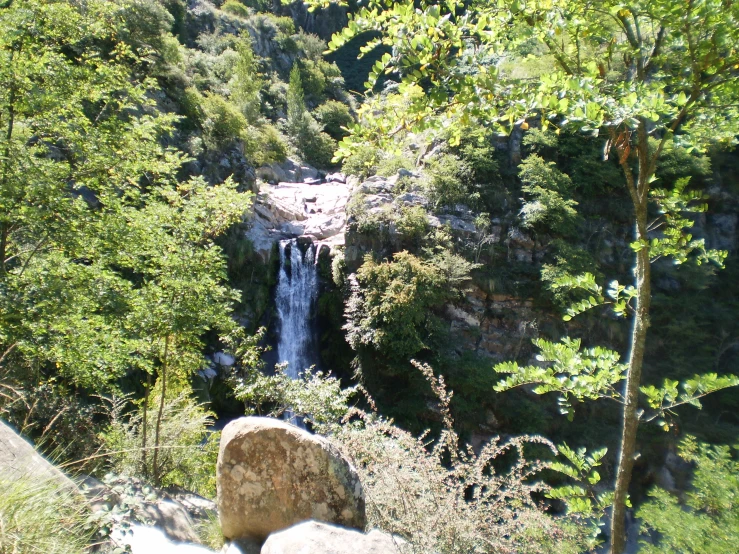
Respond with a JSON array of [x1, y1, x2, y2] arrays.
[[275, 239, 318, 380]]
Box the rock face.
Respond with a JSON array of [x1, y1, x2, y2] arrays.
[[217, 417, 365, 542], [80, 475, 215, 546], [247, 180, 352, 261], [261, 521, 405, 554], [0, 419, 77, 492], [256, 159, 319, 184]]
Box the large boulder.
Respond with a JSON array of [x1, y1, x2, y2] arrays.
[[217, 417, 365, 542], [0, 419, 76, 492], [260, 521, 405, 554]]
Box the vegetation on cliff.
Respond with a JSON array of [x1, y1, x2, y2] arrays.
[[2, 0, 739, 552]]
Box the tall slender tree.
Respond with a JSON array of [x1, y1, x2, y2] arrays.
[[307, 1, 739, 551]]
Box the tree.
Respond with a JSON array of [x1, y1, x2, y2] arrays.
[[111, 178, 249, 483], [286, 62, 309, 139], [230, 33, 263, 124], [0, 0, 253, 463], [285, 62, 337, 167], [306, 1, 739, 551], [0, 0, 182, 388]]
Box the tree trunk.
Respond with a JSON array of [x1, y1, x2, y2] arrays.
[[0, 48, 17, 277], [152, 335, 170, 486], [140, 370, 152, 476], [0, 222, 8, 276], [610, 191, 651, 554]]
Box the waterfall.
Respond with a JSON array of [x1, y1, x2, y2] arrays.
[[276, 239, 318, 380]]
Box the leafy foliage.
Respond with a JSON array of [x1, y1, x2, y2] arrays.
[[101, 394, 220, 498], [494, 338, 627, 420], [518, 155, 579, 235], [236, 360, 592, 554], [345, 250, 475, 361], [424, 153, 473, 209], [638, 438, 739, 554], [286, 63, 337, 167]]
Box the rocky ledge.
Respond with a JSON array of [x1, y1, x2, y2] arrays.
[[247, 175, 354, 261]]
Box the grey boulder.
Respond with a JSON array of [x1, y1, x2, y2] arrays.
[[217, 417, 365, 542], [260, 521, 406, 554]]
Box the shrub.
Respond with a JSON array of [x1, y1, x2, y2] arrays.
[[244, 123, 288, 166], [342, 145, 380, 179], [0, 478, 94, 554], [395, 205, 429, 244], [424, 153, 473, 209], [344, 250, 476, 361], [221, 0, 250, 18], [201, 94, 248, 151], [230, 34, 263, 123], [101, 394, 220, 499], [117, 0, 173, 54], [315, 100, 354, 140], [286, 64, 337, 167], [459, 132, 500, 184], [637, 437, 739, 554], [294, 30, 328, 61], [299, 59, 343, 102], [518, 155, 579, 235], [232, 363, 591, 553], [271, 15, 296, 37], [376, 153, 414, 177], [301, 124, 337, 167]]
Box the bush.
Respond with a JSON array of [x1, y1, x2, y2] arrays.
[[244, 123, 288, 166], [0, 478, 94, 554], [395, 205, 429, 244], [424, 153, 473, 209], [315, 100, 354, 140], [232, 364, 591, 553], [518, 155, 579, 235], [201, 94, 248, 151], [344, 250, 476, 361], [637, 437, 739, 554], [299, 59, 344, 102], [230, 35, 263, 123], [342, 145, 380, 179], [299, 122, 337, 167], [101, 394, 220, 498], [294, 30, 328, 61], [221, 0, 250, 18], [376, 153, 414, 177], [286, 64, 337, 167]]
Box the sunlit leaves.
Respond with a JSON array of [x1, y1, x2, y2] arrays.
[[648, 177, 728, 267], [548, 443, 611, 517], [494, 337, 626, 419], [641, 373, 739, 430], [308, 0, 739, 163]]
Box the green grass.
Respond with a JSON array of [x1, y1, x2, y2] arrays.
[[0, 477, 94, 554]]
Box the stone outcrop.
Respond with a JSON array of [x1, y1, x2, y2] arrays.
[[80, 475, 217, 548], [247, 179, 352, 261], [260, 521, 405, 554], [0, 419, 77, 492], [217, 417, 365, 542], [256, 159, 320, 185]]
